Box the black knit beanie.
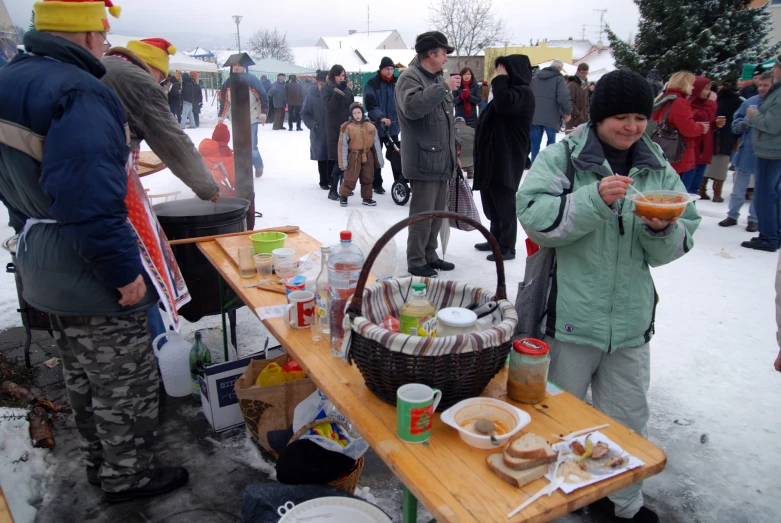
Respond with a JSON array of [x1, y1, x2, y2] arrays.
[[379, 56, 394, 70], [589, 69, 654, 124], [315, 70, 327, 82]]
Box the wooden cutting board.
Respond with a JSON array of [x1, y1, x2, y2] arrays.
[[215, 230, 312, 295], [138, 151, 166, 177]]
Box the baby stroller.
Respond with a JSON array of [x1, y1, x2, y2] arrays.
[[381, 124, 409, 206]]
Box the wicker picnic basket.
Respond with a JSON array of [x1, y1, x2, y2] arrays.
[[345, 211, 517, 411], [287, 417, 365, 494]]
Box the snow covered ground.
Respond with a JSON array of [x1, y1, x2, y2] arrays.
[[0, 101, 779, 521], [0, 408, 54, 523]]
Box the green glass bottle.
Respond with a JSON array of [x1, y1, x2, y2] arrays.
[[189, 331, 212, 401]]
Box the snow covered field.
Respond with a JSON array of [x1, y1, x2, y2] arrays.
[[1, 101, 780, 521]]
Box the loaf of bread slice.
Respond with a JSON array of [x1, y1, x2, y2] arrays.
[[503, 450, 558, 471], [486, 453, 547, 488], [505, 433, 556, 460]]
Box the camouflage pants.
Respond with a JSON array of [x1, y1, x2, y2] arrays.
[[50, 312, 160, 492]]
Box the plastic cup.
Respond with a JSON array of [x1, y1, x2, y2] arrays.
[[238, 246, 256, 279], [276, 261, 299, 280], [254, 254, 273, 278]]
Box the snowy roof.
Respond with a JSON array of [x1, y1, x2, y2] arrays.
[[292, 46, 366, 72], [188, 47, 214, 58], [317, 30, 404, 51], [107, 35, 218, 72], [248, 57, 315, 76], [547, 40, 595, 61], [575, 47, 616, 81], [536, 60, 579, 76]]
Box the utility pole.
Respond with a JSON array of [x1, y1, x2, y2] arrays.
[[594, 9, 607, 47], [232, 15, 243, 52], [581, 25, 586, 41], [367, 5, 370, 35]]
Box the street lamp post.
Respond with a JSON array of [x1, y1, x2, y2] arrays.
[[232, 15, 243, 52]]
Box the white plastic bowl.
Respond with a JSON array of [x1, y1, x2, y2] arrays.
[[441, 397, 531, 449]]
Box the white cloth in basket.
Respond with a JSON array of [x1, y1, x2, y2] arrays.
[[348, 277, 517, 357]]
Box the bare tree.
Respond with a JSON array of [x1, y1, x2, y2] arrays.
[[305, 52, 330, 72], [246, 27, 295, 64], [427, 0, 510, 57]]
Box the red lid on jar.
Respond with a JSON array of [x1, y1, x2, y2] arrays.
[[340, 230, 352, 241], [512, 338, 550, 356]]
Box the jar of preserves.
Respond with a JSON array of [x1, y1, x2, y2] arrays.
[[507, 338, 550, 404], [436, 307, 478, 337]]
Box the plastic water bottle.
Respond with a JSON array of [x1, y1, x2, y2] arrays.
[[189, 331, 212, 401], [328, 231, 365, 357]]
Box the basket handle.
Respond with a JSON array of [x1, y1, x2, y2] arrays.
[[345, 211, 507, 320]]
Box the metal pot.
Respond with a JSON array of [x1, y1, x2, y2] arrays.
[[154, 198, 250, 322]]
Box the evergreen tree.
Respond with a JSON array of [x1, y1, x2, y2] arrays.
[[607, 0, 781, 81]]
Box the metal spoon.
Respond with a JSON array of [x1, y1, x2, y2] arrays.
[[474, 418, 499, 446]]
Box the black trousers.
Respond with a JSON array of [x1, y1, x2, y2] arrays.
[[480, 184, 519, 252], [317, 160, 333, 186], [288, 106, 301, 129]]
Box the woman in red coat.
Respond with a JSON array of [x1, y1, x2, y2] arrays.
[[651, 71, 708, 186], [686, 76, 718, 194]]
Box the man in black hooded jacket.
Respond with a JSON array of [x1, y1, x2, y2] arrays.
[[473, 55, 535, 261]]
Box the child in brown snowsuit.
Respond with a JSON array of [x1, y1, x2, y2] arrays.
[[337, 102, 384, 206]]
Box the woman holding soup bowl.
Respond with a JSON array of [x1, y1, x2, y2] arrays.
[[516, 69, 701, 523]]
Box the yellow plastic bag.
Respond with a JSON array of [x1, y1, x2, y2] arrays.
[[255, 362, 287, 387]]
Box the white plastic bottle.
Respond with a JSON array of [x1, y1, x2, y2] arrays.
[[327, 231, 364, 357]]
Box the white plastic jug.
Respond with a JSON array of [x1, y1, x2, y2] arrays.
[[152, 332, 192, 397]]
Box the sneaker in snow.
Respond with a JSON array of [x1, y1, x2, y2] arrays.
[[362, 199, 377, 206], [340, 197, 348, 207]]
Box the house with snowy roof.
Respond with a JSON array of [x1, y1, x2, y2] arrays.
[[292, 30, 416, 73]]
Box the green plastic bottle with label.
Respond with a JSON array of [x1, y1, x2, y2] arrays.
[[400, 283, 437, 336]]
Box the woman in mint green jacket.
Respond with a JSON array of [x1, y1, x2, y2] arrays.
[[517, 70, 700, 523]]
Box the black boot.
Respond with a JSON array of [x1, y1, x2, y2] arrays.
[[104, 467, 189, 503], [328, 175, 340, 201]]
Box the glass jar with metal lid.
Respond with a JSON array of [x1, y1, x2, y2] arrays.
[[507, 338, 550, 404], [436, 307, 478, 337]]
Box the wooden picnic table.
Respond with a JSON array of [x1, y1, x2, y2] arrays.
[[198, 229, 667, 522], [0, 487, 12, 523]]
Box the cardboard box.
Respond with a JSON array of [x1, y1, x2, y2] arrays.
[[198, 354, 268, 432]]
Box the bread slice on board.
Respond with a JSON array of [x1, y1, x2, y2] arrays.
[[503, 450, 558, 471], [486, 453, 547, 488], [506, 433, 556, 460]]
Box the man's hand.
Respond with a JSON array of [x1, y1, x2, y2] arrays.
[[747, 107, 758, 118], [564, 114, 572, 123], [634, 212, 678, 231], [259, 114, 267, 126], [701, 122, 710, 135], [775, 347, 781, 372], [118, 275, 146, 307], [347, 80, 354, 90], [495, 64, 507, 76], [599, 175, 633, 206], [381, 118, 392, 127], [445, 74, 461, 92], [210, 193, 221, 202]]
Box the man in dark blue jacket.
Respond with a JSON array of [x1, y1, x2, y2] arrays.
[[0, 0, 188, 502], [364, 57, 400, 195]]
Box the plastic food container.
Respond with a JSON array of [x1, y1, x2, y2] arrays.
[[441, 397, 531, 449], [627, 190, 698, 221], [250, 231, 287, 254], [507, 338, 550, 405], [436, 307, 478, 337]]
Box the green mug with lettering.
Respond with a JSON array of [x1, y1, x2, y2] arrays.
[[396, 384, 442, 443]]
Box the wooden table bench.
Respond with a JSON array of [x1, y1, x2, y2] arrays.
[[198, 230, 667, 522]]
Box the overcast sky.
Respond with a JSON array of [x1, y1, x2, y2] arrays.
[[8, 0, 640, 51]]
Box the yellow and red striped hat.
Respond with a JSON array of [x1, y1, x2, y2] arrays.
[[34, 0, 121, 33], [127, 38, 177, 76]]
